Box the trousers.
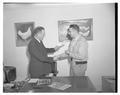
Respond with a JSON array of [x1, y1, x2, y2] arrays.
[[69, 60, 87, 76]]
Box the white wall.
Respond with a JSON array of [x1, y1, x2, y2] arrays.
[[3, 3, 115, 91]]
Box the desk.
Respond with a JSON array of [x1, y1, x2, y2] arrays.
[[4, 76, 96, 92], [102, 76, 115, 92]]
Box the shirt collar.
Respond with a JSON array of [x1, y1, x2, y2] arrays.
[[73, 34, 81, 41], [34, 37, 41, 43]]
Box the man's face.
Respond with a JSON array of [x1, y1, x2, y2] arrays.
[[68, 28, 77, 39], [66, 29, 72, 40], [37, 29, 45, 40]]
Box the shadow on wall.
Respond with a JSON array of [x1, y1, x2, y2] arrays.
[[26, 47, 30, 78]]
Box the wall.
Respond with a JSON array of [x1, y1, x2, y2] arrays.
[[3, 3, 115, 91]]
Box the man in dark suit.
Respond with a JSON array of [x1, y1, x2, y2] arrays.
[[28, 26, 62, 78]]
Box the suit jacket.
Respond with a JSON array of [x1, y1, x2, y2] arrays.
[[28, 38, 55, 78]]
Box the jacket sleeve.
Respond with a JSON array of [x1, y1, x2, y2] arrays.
[[28, 42, 54, 63], [46, 48, 55, 53]]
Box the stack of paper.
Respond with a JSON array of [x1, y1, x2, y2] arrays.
[[28, 79, 38, 83], [48, 82, 71, 90]]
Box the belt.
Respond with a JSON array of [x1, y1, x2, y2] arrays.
[[75, 61, 87, 65], [70, 58, 87, 64]]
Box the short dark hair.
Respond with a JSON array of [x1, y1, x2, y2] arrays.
[[32, 26, 44, 37], [69, 24, 79, 32]]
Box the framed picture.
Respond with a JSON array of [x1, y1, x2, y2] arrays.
[[15, 22, 34, 47], [58, 18, 93, 42]]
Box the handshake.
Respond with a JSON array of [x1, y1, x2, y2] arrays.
[[53, 52, 69, 61], [53, 55, 61, 61]]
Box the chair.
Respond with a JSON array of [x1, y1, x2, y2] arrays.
[[3, 66, 16, 83]]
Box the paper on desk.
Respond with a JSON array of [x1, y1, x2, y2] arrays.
[[3, 83, 14, 88], [28, 79, 38, 83], [48, 82, 71, 90]]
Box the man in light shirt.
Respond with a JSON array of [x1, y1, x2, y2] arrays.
[[55, 24, 88, 76]]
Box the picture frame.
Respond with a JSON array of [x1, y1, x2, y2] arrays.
[[58, 18, 93, 42], [14, 22, 34, 47]]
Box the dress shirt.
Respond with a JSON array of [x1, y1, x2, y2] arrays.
[[68, 35, 88, 61]]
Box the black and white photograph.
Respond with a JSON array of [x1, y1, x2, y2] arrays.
[[3, 2, 117, 93]]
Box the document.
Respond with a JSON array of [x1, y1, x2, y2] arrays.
[[3, 83, 14, 88], [28, 79, 38, 83], [47, 43, 66, 57], [48, 82, 71, 90]]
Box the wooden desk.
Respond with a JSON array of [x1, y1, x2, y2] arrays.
[[102, 76, 116, 92], [4, 76, 96, 92]]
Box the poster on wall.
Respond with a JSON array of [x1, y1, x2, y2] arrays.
[[58, 18, 93, 42], [15, 22, 34, 47]]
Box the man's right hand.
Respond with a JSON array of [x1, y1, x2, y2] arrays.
[[53, 56, 59, 61], [65, 50, 70, 55]]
